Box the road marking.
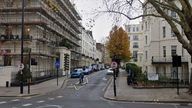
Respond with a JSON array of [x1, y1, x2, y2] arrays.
[[85, 77, 88, 83], [48, 98, 55, 100], [24, 97, 31, 99], [37, 100, 45, 103], [11, 99, 20, 102], [0, 101, 7, 104], [174, 105, 178, 108], [74, 85, 78, 90], [22, 103, 32, 106], [37, 105, 62, 108], [102, 77, 107, 81], [57, 96, 63, 98]]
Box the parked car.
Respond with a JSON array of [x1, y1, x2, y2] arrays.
[[82, 67, 90, 75], [106, 68, 113, 75], [70, 68, 83, 78]]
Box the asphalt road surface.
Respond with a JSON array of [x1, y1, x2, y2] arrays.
[[0, 70, 191, 108]]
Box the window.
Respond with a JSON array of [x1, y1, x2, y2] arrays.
[[133, 27, 135, 32], [156, 67, 159, 74], [136, 27, 139, 31], [163, 66, 166, 76], [145, 51, 148, 60], [5, 0, 14, 7], [133, 42, 139, 48], [128, 27, 130, 32], [145, 22, 147, 31], [145, 35, 147, 44], [163, 46, 166, 57], [133, 35, 138, 40], [133, 51, 138, 62], [133, 51, 138, 58], [171, 45, 177, 56], [163, 26, 166, 38]]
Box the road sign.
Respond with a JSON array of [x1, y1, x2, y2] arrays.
[[18, 63, 24, 70], [55, 61, 60, 68], [111, 62, 118, 69]]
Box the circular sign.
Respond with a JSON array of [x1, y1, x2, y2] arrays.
[[111, 62, 118, 69], [18, 63, 24, 70]]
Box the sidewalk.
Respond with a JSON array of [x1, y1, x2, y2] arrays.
[[104, 70, 192, 103], [0, 76, 67, 97]]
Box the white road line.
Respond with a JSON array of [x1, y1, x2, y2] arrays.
[[48, 98, 55, 100], [24, 97, 31, 99], [75, 82, 79, 85], [174, 105, 178, 108], [22, 103, 32, 106], [37, 100, 45, 103], [11, 99, 20, 102], [74, 85, 78, 90], [102, 77, 107, 81], [57, 96, 63, 98], [0, 101, 7, 104], [85, 77, 88, 83]]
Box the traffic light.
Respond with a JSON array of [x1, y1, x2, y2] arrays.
[[172, 55, 181, 67], [64, 54, 69, 71]]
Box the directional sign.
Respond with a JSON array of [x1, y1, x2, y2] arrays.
[[111, 62, 118, 69], [55, 61, 60, 68]]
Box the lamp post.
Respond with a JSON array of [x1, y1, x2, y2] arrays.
[[20, 0, 25, 94]]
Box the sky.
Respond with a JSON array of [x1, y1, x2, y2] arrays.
[[73, 0, 141, 43]]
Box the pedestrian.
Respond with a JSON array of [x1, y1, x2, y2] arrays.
[[79, 72, 84, 84]]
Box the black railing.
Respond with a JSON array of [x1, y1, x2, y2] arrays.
[[0, 35, 32, 41], [151, 56, 188, 64]]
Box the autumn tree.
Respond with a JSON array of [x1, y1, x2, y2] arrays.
[[106, 26, 131, 62], [101, 0, 192, 93]]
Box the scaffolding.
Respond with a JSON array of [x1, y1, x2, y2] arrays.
[[0, 0, 82, 84]]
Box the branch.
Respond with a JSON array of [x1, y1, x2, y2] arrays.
[[100, 10, 162, 20], [148, 0, 191, 52]]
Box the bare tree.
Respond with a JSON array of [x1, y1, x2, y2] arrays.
[[102, 0, 192, 93]]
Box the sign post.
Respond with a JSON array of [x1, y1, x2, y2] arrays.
[[172, 55, 181, 95], [55, 59, 60, 86], [111, 61, 118, 97]]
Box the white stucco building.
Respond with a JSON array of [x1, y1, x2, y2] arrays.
[[125, 23, 144, 66], [80, 28, 97, 67], [142, 1, 191, 83]]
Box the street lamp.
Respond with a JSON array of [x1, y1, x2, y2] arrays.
[[20, 0, 25, 94]]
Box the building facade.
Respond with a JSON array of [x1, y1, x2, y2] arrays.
[[80, 28, 97, 67], [125, 23, 144, 66], [142, 1, 190, 83], [0, 0, 82, 84]]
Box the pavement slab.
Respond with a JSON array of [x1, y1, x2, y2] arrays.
[[104, 70, 192, 103]]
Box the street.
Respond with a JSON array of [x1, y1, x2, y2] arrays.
[[0, 70, 191, 108]]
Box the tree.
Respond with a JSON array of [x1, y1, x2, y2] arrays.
[[102, 0, 192, 93], [106, 26, 131, 62]]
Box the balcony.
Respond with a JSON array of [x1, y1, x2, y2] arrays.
[[0, 35, 32, 41], [151, 56, 188, 64]]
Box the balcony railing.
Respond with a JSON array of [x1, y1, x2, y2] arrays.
[[0, 35, 32, 41], [151, 56, 188, 64]]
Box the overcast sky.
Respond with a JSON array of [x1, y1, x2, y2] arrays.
[[73, 0, 141, 43]]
